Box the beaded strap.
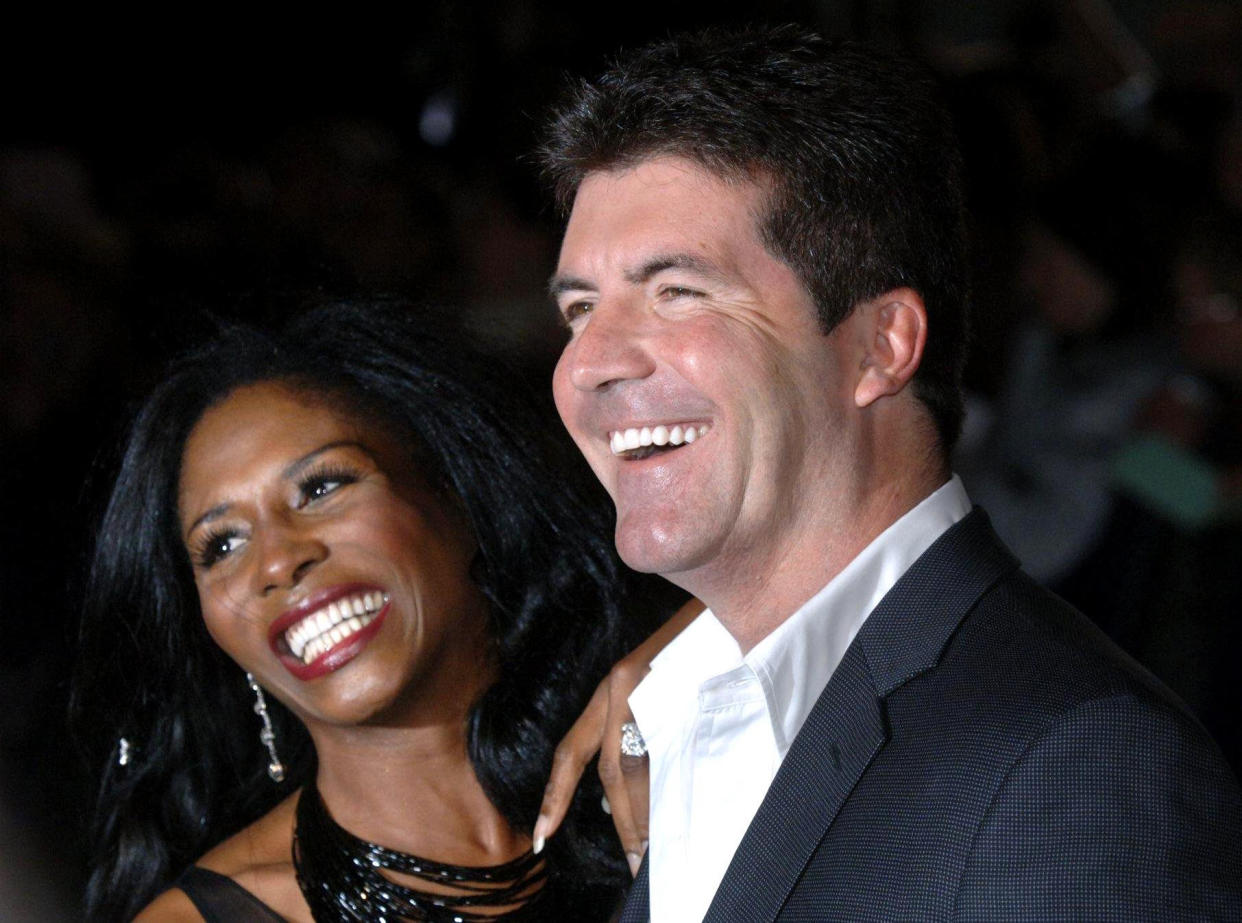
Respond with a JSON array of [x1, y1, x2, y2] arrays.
[[293, 783, 548, 921]]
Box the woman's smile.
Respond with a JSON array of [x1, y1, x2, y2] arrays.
[[269, 583, 391, 680], [81, 300, 634, 923], [178, 381, 492, 727]]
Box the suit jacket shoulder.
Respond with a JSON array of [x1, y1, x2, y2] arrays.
[[695, 509, 1242, 923]]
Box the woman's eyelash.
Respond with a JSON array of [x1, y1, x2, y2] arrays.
[[186, 464, 362, 567], [296, 463, 361, 505], [191, 529, 245, 568]]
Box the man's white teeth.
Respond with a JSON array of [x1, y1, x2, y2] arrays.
[[286, 591, 388, 664], [609, 424, 710, 455]]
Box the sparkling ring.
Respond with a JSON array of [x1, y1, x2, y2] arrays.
[[620, 721, 648, 758]]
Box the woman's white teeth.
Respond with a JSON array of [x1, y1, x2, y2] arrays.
[[609, 424, 709, 456], [286, 592, 387, 663]]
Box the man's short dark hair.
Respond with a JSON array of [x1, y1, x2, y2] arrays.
[[538, 24, 970, 449]]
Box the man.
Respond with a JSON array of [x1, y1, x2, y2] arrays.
[[538, 24, 1241, 922]]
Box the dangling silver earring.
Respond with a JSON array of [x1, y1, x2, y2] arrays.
[[246, 672, 286, 782]]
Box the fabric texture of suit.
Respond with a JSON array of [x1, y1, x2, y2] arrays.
[[620, 509, 1242, 922]]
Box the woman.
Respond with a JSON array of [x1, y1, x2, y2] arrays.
[[72, 301, 646, 921]]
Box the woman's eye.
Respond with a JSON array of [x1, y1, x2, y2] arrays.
[[297, 469, 359, 507], [194, 532, 245, 568], [307, 478, 342, 500]]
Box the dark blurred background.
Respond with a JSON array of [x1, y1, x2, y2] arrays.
[[3, 1, 1240, 914]]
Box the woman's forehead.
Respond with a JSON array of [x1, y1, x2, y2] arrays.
[[179, 385, 362, 496]]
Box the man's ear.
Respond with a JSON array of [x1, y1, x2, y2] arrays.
[[854, 287, 928, 408]]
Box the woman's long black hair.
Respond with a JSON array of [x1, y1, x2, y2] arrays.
[[72, 300, 644, 921]]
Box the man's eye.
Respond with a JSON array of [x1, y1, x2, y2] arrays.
[[560, 300, 594, 325], [660, 285, 701, 300]]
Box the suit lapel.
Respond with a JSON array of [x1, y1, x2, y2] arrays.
[[855, 508, 1018, 697], [703, 640, 886, 922], [702, 509, 1018, 923], [618, 854, 650, 923]]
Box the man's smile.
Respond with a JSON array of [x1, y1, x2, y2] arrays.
[[551, 157, 844, 580], [609, 423, 712, 458]]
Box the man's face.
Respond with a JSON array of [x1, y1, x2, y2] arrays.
[[552, 157, 863, 589]]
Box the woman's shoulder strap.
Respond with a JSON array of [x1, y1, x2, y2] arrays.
[[173, 866, 286, 923]]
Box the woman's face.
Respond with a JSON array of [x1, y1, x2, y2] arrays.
[[177, 382, 493, 731]]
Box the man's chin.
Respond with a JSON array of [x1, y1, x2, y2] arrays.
[[614, 517, 717, 580]]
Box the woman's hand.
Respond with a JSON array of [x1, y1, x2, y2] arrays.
[[533, 597, 705, 876]]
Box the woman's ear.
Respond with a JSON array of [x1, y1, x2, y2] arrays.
[[853, 287, 928, 408]]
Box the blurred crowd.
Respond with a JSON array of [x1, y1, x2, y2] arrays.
[[2, 1, 1239, 908], [946, 0, 1242, 774]]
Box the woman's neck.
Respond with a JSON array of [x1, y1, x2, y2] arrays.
[[306, 717, 528, 865]]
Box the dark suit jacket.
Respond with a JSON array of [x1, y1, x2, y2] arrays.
[[620, 510, 1242, 921]]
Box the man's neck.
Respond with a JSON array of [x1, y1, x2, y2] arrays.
[[689, 465, 950, 653]]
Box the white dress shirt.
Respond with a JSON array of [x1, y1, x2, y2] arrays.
[[628, 476, 972, 922]]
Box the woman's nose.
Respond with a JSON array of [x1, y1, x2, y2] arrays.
[[253, 522, 328, 596]]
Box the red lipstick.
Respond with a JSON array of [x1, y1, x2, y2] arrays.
[[269, 583, 390, 681]]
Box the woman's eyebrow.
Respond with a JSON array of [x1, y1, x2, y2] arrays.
[[281, 440, 370, 480], [184, 440, 371, 539], [185, 502, 230, 539]]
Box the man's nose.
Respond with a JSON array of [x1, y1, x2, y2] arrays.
[[563, 298, 657, 392], [253, 520, 328, 596]]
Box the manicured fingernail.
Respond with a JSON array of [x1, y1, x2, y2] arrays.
[[532, 815, 548, 855], [627, 851, 642, 876], [601, 794, 612, 815]]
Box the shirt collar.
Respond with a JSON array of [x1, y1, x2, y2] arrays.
[[746, 475, 971, 753], [628, 606, 743, 750], [632, 475, 971, 754]]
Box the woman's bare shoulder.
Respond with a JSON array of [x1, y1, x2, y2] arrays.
[[133, 791, 307, 922], [196, 790, 299, 878], [133, 886, 203, 922]]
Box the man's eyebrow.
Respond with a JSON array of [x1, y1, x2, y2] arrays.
[[548, 274, 594, 298], [548, 253, 720, 298], [624, 253, 718, 284], [183, 440, 368, 539]]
